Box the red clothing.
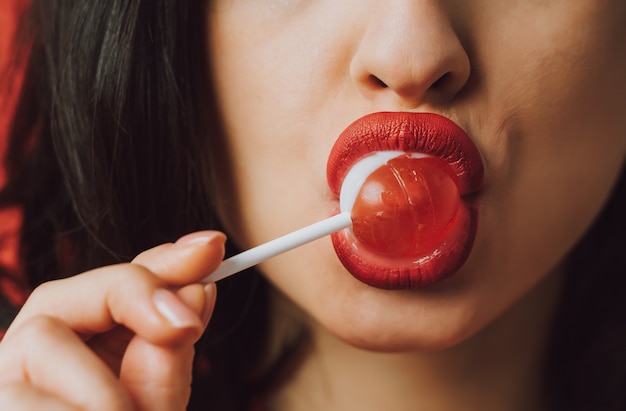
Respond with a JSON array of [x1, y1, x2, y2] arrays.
[[0, 0, 27, 157], [0, 0, 29, 338]]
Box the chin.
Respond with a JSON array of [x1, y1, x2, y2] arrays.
[[313, 287, 487, 354], [265, 243, 496, 354], [326, 317, 481, 354]]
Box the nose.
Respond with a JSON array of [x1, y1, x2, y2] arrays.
[[350, 1, 470, 107]]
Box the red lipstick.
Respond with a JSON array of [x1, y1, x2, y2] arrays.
[[327, 112, 484, 289]]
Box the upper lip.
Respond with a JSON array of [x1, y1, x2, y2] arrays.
[[326, 112, 484, 197]]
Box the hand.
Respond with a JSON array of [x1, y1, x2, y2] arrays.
[[0, 231, 226, 411]]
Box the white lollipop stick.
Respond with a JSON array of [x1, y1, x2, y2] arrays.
[[202, 212, 352, 283]]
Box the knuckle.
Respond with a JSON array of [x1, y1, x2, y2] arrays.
[[26, 279, 61, 305], [97, 262, 161, 288], [122, 262, 159, 282], [107, 264, 164, 303], [12, 315, 69, 343]]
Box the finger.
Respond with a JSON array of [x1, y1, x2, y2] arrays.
[[120, 335, 195, 411], [0, 382, 80, 411], [0, 316, 133, 411], [175, 282, 218, 326], [132, 230, 226, 286], [119, 284, 217, 411], [87, 284, 216, 374], [8, 263, 204, 346], [8, 231, 226, 343]]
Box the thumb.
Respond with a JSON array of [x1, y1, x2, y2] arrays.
[[119, 284, 217, 411]]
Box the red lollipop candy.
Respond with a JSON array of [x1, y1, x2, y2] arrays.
[[342, 153, 462, 257]]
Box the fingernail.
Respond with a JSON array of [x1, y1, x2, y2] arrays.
[[153, 289, 202, 328], [173, 231, 226, 248]]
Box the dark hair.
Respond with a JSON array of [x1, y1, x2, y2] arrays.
[[1, 1, 273, 409], [1, 1, 625, 410]]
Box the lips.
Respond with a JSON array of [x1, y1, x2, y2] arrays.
[[327, 112, 484, 289]]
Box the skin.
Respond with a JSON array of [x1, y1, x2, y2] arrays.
[[208, 0, 626, 409], [0, 1, 624, 410], [0, 232, 226, 410]]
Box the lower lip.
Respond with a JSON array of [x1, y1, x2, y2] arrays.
[[331, 197, 479, 289], [327, 112, 483, 290]]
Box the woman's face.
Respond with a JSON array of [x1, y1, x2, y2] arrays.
[[207, 0, 626, 351]]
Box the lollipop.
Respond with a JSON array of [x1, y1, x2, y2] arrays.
[[202, 151, 460, 283], [340, 151, 461, 258]]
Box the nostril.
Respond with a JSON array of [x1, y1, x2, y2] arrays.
[[367, 71, 455, 97], [430, 72, 452, 91], [369, 74, 388, 89]]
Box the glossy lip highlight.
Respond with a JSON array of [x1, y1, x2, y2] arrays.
[[326, 112, 484, 289]]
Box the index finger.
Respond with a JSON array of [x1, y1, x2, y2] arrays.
[[132, 231, 226, 286], [7, 232, 226, 345]]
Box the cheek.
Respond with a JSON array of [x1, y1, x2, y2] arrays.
[[207, 9, 348, 250], [501, 25, 626, 245], [475, 2, 626, 229], [457, 2, 626, 318]]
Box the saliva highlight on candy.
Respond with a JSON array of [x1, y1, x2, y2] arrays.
[[340, 152, 462, 257]]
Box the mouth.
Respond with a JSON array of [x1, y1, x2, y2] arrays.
[[326, 112, 484, 290]]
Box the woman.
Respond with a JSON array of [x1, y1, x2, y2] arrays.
[[1, 0, 625, 410]]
